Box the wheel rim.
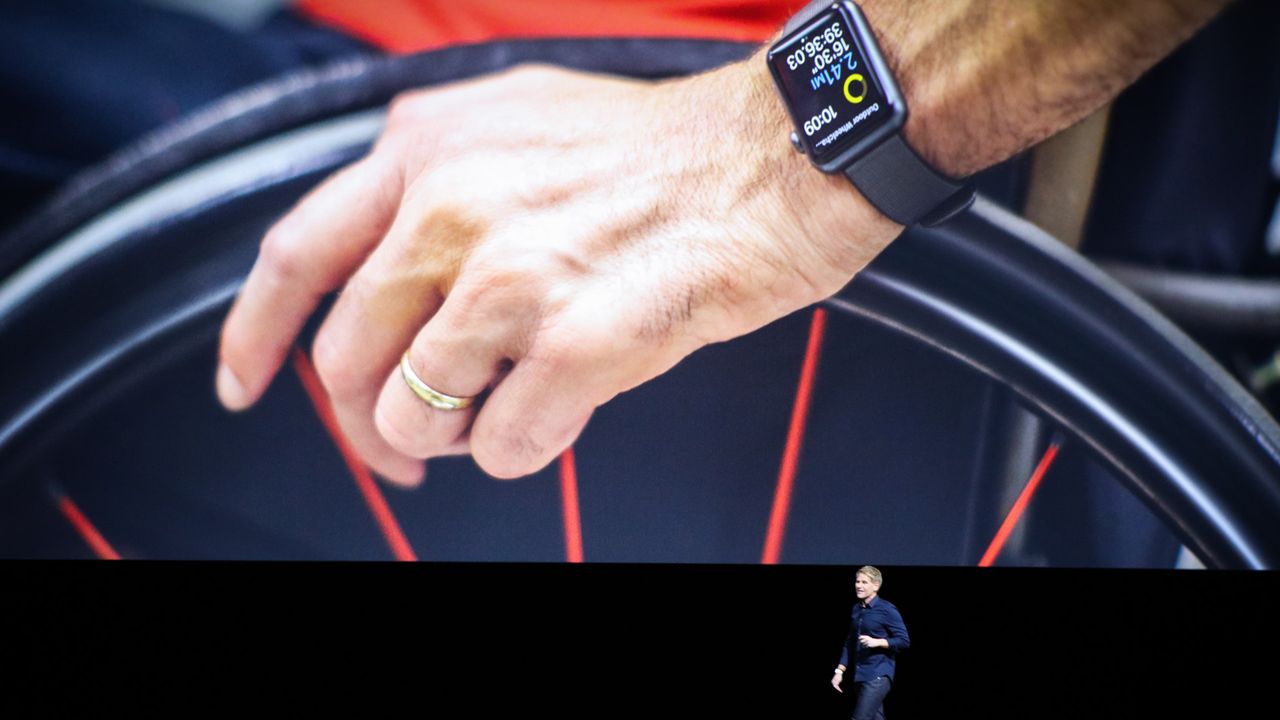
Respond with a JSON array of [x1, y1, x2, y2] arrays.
[[3, 40, 1277, 567]]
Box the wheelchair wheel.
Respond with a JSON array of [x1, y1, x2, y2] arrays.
[[2, 39, 1278, 568]]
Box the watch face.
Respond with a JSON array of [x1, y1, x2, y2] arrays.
[[769, 5, 898, 165]]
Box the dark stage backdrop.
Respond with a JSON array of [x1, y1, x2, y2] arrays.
[[3, 562, 1276, 715]]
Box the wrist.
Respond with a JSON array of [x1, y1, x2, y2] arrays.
[[735, 50, 903, 296], [648, 55, 899, 338], [763, 0, 979, 233]]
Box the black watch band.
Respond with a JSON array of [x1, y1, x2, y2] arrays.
[[844, 134, 975, 227], [772, 1, 974, 227]]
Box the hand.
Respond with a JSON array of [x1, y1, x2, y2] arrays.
[[858, 635, 888, 649], [831, 670, 844, 692], [215, 60, 897, 483]]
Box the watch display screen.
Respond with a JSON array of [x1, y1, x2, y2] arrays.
[[769, 7, 892, 163]]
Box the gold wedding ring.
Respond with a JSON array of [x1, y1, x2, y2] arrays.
[[399, 351, 476, 411]]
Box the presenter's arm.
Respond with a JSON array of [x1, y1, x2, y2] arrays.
[[883, 605, 909, 653], [833, 622, 853, 691], [216, 0, 1229, 483]]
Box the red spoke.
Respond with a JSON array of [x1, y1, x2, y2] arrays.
[[978, 439, 1062, 567], [53, 491, 121, 560], [761, 307, 827, 564], [291, 347, 418, 561], [559, 447, 584, 562]]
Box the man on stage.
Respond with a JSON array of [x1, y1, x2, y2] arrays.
[[831, 566, 910, 720]]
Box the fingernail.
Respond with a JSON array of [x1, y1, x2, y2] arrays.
[[216, 363, 251, 411]]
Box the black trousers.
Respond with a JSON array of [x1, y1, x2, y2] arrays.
[[850, 675, 891, 720]]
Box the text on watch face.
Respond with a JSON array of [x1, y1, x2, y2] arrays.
[[771, 9, 890, 162]]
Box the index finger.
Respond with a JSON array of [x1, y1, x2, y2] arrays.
[[216, 152, 402, 410]]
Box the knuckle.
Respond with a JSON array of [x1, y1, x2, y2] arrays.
[[501, 62, 562, 84], [258, 221, 309, 287], [380, 95, 446, 169], [527, 333, 580, 375], [503, 63, 546, 80], [449, 257, 540, 320], [385, 91, 426, 129], [472, 422, 547, 480], [371, 129, 409, 162], [375, 402, 426, 458], [534, 318, 610, 373], [311, 331, 365, 402]]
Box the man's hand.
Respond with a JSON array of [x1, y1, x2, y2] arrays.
[[215, 61, 892, 483], [858, 635, 888, 649], [215, 0, 1227, 483], [831, 669, 844, 692]]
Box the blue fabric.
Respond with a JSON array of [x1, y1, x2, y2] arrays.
[[850, 675, 892, 720], [838, 596, 909, 682], [0, 0, 373, 232]]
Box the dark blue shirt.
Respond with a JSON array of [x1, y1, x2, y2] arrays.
[[838, 596, 910, 682]]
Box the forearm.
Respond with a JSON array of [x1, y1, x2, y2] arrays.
[[679, 0, 1230, 303], [865, 0, 1229, 177], [886, 621, 909, 652]]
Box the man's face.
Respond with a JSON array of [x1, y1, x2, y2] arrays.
[[855, 573, 881, 601]]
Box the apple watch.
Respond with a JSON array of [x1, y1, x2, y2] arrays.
[[767, 0, 974, 227]]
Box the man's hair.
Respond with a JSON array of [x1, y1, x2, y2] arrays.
[[856, 565, 882, 586]]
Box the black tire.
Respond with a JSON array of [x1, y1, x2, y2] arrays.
[[2, 40, 1277, 567]]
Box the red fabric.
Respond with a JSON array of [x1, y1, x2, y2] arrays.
[[296, 0, 801, 54]]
